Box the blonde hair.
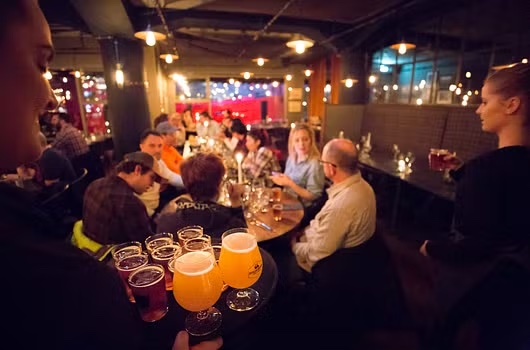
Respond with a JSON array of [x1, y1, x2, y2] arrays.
[[288, 123, 320, 162]]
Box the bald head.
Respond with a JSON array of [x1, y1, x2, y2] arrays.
[[323, 138, 359, 174]]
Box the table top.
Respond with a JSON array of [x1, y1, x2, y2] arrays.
[[249, 191, 304, 242], [359, 151, 456, 201], [142, 247, 278, 348]]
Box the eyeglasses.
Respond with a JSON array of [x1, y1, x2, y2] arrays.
[[318, 159, 337, 168]]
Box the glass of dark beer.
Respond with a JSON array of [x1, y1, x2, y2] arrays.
[[115, 252, 149, 302], [428, 148, 452, 171], [128, 264, 168, 322], [150, 244, 182, 290]]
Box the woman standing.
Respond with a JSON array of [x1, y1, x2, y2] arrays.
[[421, 64, 530, 350]]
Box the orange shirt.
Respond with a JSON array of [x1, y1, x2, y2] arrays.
[[161, 144, 183, 174]]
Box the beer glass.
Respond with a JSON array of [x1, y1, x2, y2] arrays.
[[176, 225, 204, 246], [271, 187, 282, 203], [128, 264, 168, 322], [428, 148, 451, 171], [115, 252, 149, 302], [272, 204, 283, 222], [151, 244, 182, 290], [111, 241, 142, 262], [173, 239, 223, 336], [219, 227, 263, 311], [145, 232, 174, 253]]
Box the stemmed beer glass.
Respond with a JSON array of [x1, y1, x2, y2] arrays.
[[219, 227, 263, 311], [172, 237, 223, 336]]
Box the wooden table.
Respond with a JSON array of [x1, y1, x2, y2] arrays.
[[248, 191, 304, 242]]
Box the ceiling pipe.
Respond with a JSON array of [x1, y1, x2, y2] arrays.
[[237, 0, 300, 58]]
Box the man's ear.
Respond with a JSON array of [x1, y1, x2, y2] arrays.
[[505, 96, 522, 115], [134, 164, 142, 175]]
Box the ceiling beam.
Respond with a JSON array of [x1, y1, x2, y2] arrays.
[[69, 0, 135, 37]]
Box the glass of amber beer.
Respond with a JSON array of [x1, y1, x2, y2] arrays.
[[115, 252, 149, 303], [176, 225, 204, 246], [151, 244, 182, 291], [145, 232, 174, 253], [128, 264, 168, 322], [219, 227, 263, 311], [172, 239, 223, 336]]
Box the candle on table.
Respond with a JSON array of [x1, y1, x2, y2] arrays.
[[235, 152, 244, 184]]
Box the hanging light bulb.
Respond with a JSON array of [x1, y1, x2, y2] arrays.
[[74, 71, 81, 79], [115, 64, 124, 88], [165, 54, 173, 64], [285, 74, 293, 81], [342, 78, 358, 88], [398, 43, 407, 55], [44, 71, 52, 80], [304, 69, 313, 77], [286, 35, 314, 55], [390, 41, 416, 55], [145, 31, 156, 46], [295, 42, 306, 54]]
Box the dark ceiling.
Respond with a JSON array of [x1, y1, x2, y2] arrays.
[[40, 0, 530, 74]]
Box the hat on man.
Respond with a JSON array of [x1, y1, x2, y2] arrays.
[[156, 121, 178, 135], [123, 151, 167, 181]]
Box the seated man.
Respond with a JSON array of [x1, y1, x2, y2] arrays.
[[156, 121, 184, 174], [138, 130, 184, 217], [291, 138, 376, 272], [157, 152, 245, 240], [82, 152, 164, 245], [37, 132, 76, 187], [196, 111, 220, 139], [51, 112, 89, 161]]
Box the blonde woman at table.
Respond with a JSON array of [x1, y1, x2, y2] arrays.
[[270, 123, 325, 221], [0, 2, 222, 349], [420, 64, 530, 350], [242, 129, 281, 186]]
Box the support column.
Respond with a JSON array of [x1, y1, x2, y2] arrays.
[[338, 51, 369, 104], [284, 64, 305, 124], [99, 38, 151, 160]]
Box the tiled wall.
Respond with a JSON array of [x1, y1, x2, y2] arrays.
[[350, 104, 497, 161]]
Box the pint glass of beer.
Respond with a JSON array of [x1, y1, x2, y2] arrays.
[[272, 204, 283, 222], [111, 241, 142, 262], [176, 225, 204, 246], [128, 264, 168, 322], [145, 232, 174, 253], [219, 227, 263, 311], [151, 244, 182, 290], [115, 252, 149, 303]]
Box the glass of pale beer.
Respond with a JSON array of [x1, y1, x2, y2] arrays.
[[219, 227, 263, 311], [172, 239, 223, 336]]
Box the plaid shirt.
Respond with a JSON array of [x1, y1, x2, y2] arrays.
[[83, 175, 153, 244], [242, 147, 281, 179], [52, 124, 89, 160]]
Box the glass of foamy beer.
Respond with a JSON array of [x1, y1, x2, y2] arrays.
[[172, 239, 223, 336], [219, 227, 263, 311], [111, 241, 142, 262], [128, 264, 168, 322]]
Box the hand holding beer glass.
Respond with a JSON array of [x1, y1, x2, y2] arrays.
[[219, 228, 263, 311], [172, 238, 223, 336], [428, 148, 460, 171]]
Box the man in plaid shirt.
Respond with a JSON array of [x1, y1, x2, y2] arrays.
[[82, 152, 166, 244], [52, 113, 89, 160]]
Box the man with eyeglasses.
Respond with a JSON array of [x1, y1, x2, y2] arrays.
[[291, 138, 376, 272]]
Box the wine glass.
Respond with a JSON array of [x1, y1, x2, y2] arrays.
[[172, 238, 223, 336], [219, 227, 263, 311]]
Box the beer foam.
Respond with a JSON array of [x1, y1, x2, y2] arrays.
[[222, 232, 257, 253], [175, 251, 214, 276]]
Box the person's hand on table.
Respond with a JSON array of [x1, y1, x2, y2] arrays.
[[270, 173, 293, 187], [227, 182, 244, 207], [173, 331, 223, 350], [419, 240, 429, 257], [442, 153, 463, 170]]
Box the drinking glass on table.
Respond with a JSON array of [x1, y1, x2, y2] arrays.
[[219, 227, 263, 311], [151, 244, 182, 290], [128, 263, 168, 322], [115, 252, 149, 302], [172, 238, 223, 336], [176, 225, 204, 246], [111, 241, 142, 262], [145, 232, 174, 253]]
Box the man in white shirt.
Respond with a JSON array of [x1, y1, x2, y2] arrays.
[[291, 138, 376, 272], [138, 130, 184, 216]]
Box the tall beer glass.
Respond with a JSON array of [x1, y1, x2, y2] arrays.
[[219, 227, 263, 311], [172, 239, 223, 336]]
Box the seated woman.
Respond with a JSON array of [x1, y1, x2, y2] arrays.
[[223, 118, 247, 154], [156, 152, 246, 240], [242, 129, 281, 186], [271, 123, 325, 209]]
